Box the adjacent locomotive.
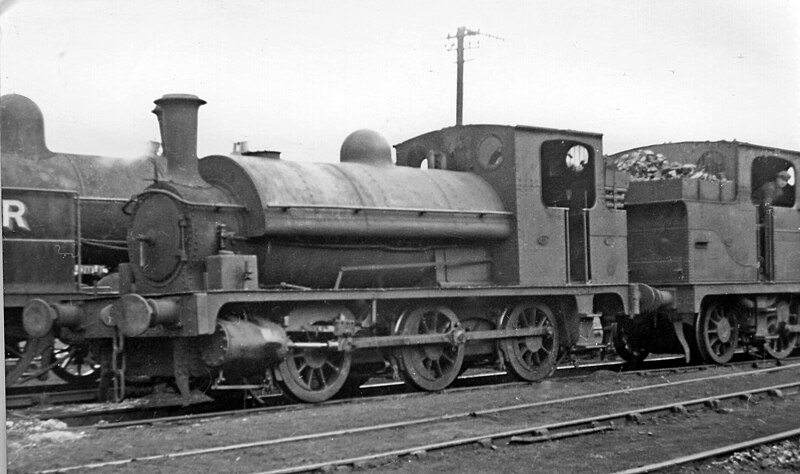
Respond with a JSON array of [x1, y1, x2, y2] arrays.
[[611, 142, 800, 364], [2, 94, 161, 385], [24, 94, 670, 403]]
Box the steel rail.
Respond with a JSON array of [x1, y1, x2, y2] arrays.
[[77, 356, 745, 430], [35, 363, 800, 474], [252, 380, 800, 474], [0, 355, 767, 423], [6, 388, 97, 409], [613, 427, 800, 474], [84, 361, 610, 429], [32, 360, 598, 428]]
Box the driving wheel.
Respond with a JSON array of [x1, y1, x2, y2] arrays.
[[394, 306, 465, 391], [500, 301, 560, 381], [277, 331, 352, 403]]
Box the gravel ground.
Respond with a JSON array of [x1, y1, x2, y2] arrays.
[[6, 363, 800, 473], [688, 439, 800, 473]]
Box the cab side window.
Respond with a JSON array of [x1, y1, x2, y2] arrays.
[[541, 140, 596, 209], [751, 156, 795, 207]]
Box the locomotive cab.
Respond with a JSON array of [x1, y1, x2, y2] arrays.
[[395, 125, 628, 289], [396, 125, 646, 360]]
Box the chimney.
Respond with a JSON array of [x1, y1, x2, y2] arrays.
[[152, 94, 206, 186]]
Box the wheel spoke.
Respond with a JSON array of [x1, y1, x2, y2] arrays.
[[431, 360, 443, 378], [323, 360, 340, 374], [441, 352, 455, 364], [522, 350, 533, 366], [58, 353, 75, 370], [526, 311, 536, 328], [314, 368, 328, 388], [420, 317, 430, 334], [433, 314, 442, 331], [300, 365, 312, 386], [422, 357, 433, 372]]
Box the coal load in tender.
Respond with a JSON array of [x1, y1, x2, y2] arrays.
[[612, 149, 726, 181]]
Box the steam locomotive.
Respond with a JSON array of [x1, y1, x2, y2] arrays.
[[1, 94, 162, 385], [610, 142, 800, 364], [18, 94, 798, 403]]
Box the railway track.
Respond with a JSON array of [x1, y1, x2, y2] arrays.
[[5, 387, 97, 409], [0, 351, 743, 411], [27, 360, 800, 473], [10, 354, 776, 428], [22, 355, 686, 427], [251, 380, 800, 474]]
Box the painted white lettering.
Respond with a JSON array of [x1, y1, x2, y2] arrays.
[[3, 199, 31, 231]]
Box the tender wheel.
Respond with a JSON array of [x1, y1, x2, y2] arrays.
[[394, 306, 465, 391], [696, 302, 738, 364], [277, 332, 352, 403], [51, 341, 101, 385], [500, 302, 560, 381], [612, 318, 650, 364], [764, 300, 799, 359]]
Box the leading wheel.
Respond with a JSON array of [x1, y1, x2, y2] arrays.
[[394, 306, 465, 392], [277, 332, 352, 403], [500, 302, 560, 381], [696, 302, 738, 364], [764, 300, 799, 359]]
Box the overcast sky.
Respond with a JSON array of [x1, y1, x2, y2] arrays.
[[1, 0, 798, 162]]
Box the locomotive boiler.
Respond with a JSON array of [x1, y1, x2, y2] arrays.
[[2, 94, 163, 385], [25, 94, 671, 403], [128, 96, 511, 294]]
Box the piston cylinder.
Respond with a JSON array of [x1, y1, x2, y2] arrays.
[[201, 319, 288, 375]]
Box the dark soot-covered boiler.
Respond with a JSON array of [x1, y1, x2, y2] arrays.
[[1, 94, 160, 315], [127, 94, 512, 294], [1, 94, 161, 287]]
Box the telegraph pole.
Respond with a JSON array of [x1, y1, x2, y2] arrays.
[[447, 27, 480, 126]]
